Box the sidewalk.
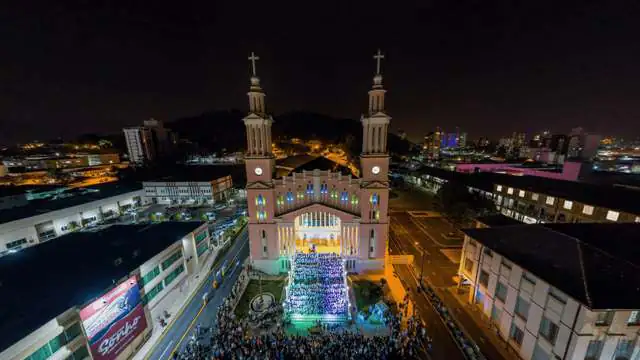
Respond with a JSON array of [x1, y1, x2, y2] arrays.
[[443, 286, 522, 360], [133, 244, 223, 360]]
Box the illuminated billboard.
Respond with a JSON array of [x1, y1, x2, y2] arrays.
[[80, 276, 148, 360]]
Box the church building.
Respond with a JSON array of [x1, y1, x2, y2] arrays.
[[244, 51, 391, 275]]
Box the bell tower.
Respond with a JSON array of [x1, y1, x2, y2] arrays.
[[243, 52, 278, 274], [359, 49, 390, 272]]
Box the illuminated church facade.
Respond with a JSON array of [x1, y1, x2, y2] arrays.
[[244, 51, 391, 275]]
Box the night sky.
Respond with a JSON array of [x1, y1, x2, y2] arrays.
[[1, 1, 640, 144]]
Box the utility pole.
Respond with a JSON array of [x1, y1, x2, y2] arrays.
[[419, 249, 426, 288]]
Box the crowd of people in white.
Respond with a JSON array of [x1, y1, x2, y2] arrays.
[[284, 253, 349, 317]]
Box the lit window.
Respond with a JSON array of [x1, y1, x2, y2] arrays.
[[518, 190, 525, 198], [546, 196, 555, 205], [507, 187, 514, 195], [370, 193, 379, 205], [606, 210, 619, 222], [496, 185, 503, 192], [635, 217, 640, 223], [531, 193, 539, 201], [583, 205, 594, 215], [563, 200, 573, 210]]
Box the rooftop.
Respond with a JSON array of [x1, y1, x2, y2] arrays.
[[462, 223, 640, 310], [0, 182, 142, 225], [0, 222, 202, 352], [146, 165, 237, 183], [475, 214, 522, 227]]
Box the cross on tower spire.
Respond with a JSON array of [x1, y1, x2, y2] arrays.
[[248, 52, 260, 77], [374, 49, 384, 75]]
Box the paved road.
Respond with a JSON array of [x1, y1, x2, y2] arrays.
[[390, 207, 507, 360], [146, 229, 249, 360]]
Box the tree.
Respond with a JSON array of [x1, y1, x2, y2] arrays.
[[435, 180, 497, 226]]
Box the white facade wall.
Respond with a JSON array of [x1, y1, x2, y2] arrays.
[[459, 236, 640, 360], [143, 181, 216, 205], [0, 190, 148, 254], [123, 127, 155, 164]]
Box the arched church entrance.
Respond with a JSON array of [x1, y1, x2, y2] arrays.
[[294, 211, 341, 254]]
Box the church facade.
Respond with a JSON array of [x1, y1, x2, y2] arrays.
[[244, 51, 391, 275]]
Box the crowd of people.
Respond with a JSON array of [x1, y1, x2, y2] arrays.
[[284, 253, 348, 317], [176, 291, 430, 360]]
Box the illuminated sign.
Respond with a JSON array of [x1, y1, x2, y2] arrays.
[[80, 276, 148, 360]]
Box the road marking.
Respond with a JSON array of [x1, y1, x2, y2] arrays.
[[159, 341, 173, 359]]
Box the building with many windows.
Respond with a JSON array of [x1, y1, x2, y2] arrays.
[[123, 126, 156, 165], [143, 168, 233, 205], [459, 223, 640, 360], [0, 222, 212, 360], [403, 167, 640, 224]]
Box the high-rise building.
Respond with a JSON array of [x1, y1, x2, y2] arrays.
[[123, 127, 156, 165], [423, 128, 443, 158], [143, 118, 172, 156], [568, 127, 602, 160]]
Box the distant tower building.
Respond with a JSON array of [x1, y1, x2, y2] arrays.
[[143, 118, 172, 156], [123, 127, 156, 165], [458, 132, 467, 148], [567, 127, 602, 160]]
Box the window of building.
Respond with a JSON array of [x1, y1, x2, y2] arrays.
[[257, 210, 267, 221], [370, 193, 379, 205], [531, 193, 539, 201], [164, 264, 185, 286], [596, 311, 614, 326], [549, 288, 568, 304], [614, 340, 635, 360], [546, 196, 555, 205], [6, 238, 27, 250], [161, 250, 182, 271], [286, 191, 294, 203], [507, 187, 514, 195], [464, 258, 474, 274], [495, 282, 508, 302], [584, 340, 603, 360], [606, 210, 619, 222], [496, 185, 503, 192], [509, 323, 524, 346], [635, 216, 640, 223], [539, 316, 559, 345], [501, 259, 512, 271], [479, 270, 489, 288], [142, 282, 164, 304], [518, 190, 525, 198], [64, 322, 82, 342], [68, 345, 90, 360], [522, 272, 536, 286], [491, 304, 502, 322], [627, 311, 639, 325], [515, 297, 530, 320], [563, 200, 573, 210], [306, 183, 314, 195], [531, 344, 551, 360], [255, 194, 265, 206], [340, 191, 349, 203], [582, 205, 594, 215], [141, 266, 161, 286]]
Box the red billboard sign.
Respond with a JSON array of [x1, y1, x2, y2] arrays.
[[80, 276, 148, 360]]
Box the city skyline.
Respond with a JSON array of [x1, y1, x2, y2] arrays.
[[2, 2, 640, 144]]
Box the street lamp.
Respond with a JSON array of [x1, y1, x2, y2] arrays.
[[415, 241, 426, 289]]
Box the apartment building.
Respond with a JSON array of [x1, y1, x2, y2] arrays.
[[143, 167, 234, 205], [493, 180, 640, 224], [403, 167, 640, 224], [0, 222, 212, 360], [459, 223, 640, 360], [123, 126, 156, 164]]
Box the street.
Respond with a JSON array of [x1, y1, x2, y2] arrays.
[[145, 228, 249, 360], [389, 187, 507, 360]]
